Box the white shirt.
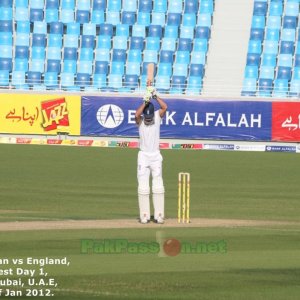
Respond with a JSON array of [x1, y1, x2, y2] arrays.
[[139, 110, 161, 154]]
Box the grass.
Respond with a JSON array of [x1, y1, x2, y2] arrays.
[[0, 144, 300, 299]]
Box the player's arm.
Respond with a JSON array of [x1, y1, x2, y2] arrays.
[[154, 94, 167, 118], [135, 102, 146, 125]]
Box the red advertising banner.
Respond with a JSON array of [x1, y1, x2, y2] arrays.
[[272, 102, 300, 142]]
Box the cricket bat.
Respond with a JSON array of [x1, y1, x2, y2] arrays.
[[146, 63, 154, 87]]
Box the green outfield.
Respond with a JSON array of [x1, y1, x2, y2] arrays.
[[0, 144, 300, 299]]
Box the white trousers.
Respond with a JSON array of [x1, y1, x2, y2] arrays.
[[137, 151, 165, 220]]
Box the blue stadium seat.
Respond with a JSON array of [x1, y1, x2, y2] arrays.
[[0, 57, 12, 71], [61, 0, 75, 9], [261, 53, 277, 67], [79, 48, 93, 61], [253, 1, 267, 16], [280, 41, 294, 54], [64, 34, 79, 48], [285, 2, 299, 17], [106, 11, 120, 25], [121, 11, 136, 25], [294, 54, 300, 67], [251, 15, 265, 29], [112, 49, 126, 61], [97, 35, 111, 49], [161, 38, 176, 51], [189, 64, 204, 77], [263, 40, 278, 54], [76, 10, 90, 24], [283, 16, 297, 29], [0, 0, 12, 7], [48, 34, 62, 47], [184, 0, 198, 13], [91, 10, 105, 24], [265, 28, 280, 41], [30, 0, 44, 8], [66, 22, 80, 35], [195, 26, 210, 39], [244, 65, 259, 79], [0, 45, 12, 58], [77, 0, 91, 10], [273, 79, 288, 97], [0, 7, 13, 21], [259, 66, 275, 80], [46, 0, 59, 8], [148, 25, 162, 37], [50, 22, 63, 34], [197, 13, 212, 27], [93, 0, 106, 10], [151, 12, 166, 26], [122, 0, 137, 12], [12, 70, 26, 88], [47, 47, 61, 60], [137, 12, 151, 26], [248, 40, 262, 54], [281, 29, 296, 42], [132, 24, 146, 37], [145, 37, 160, 51], [258, 78, 273, 97], [14, 58, 28, 71], [99, 23, 114, 36], [241, 78, 257, 96], [15, 0, 28, 7], [175, 51, 190, 64], [116, 24, 129, 37], [33, 21, 47, 34], [278, 54, 293, 67], [16, 21, 30, 33], [93, 73, 107, 89], [186, 76, 202, 94], [0, 32, 12, 45], [124, 74, 138, 90], [180, 26, 194, 39], [143, 50, 158, 63], [289, 79, 300, 97], [0, 20, 13, 32], [155, 75, 170, 91], [178, 38, 192, 51], [63, 47, 77, 60], [30, 9, 43, 22], [81, 35, 95, 48], [76, 73, 91, 88], [60, 9, 75, 23], [127, 49, 142, 62], [108, 0, 121, 11], [63, 60, 77, 73], [108, 74, 123, 89], [125, 61, 140, 75], [191, 51, 206, 64], [94, 61, 109, 74], [293, 67, 300, 80], [250, 28, 264, 41], [31, 46, 45, 59], [193, 38, 208, 52], [0, 70, 9, 86], [15, 7, 29, 21], [60, 72, 76, 90], [168, 0, 182, 13], [130, 36, 144, 50], [15, 33, 30, 46], [173, 63, 188, 77], [246, 53, 260, 66], [113, 36, 128, 50], [110, 61, 124, 75], [159, 50, 174, 63], [138, 0, 152, 12], [46, 59, 61, 72], [157, 62, 172, 76], [164, 26, 178, 38], [277, 66, 292, 80], [29, 59, 45, 72], [45, 9, 59, 23], [83, 23, 96, 36], [199, 0, 214, 14], [266, 16, 281, 29], [27, 71, 41, 86], [15, 45, 29, 59], [167, 13, 181, 26], [170, 75, 186, 93], [153, 0, 167, 13], [269, 1, 283, 16]]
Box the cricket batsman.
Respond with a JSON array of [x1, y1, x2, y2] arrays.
[[135, 82, 168, 224]]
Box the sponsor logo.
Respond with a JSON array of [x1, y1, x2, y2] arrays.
[[204, 144, 235, 150], [96, 105, 124, 129], [265, 145, 296, 152]]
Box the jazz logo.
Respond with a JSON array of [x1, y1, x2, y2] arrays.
[[41, 98, 69, 131]]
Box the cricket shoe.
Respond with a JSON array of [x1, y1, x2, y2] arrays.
[[140, 217, 150, 224], [155, 216, 164, 224]]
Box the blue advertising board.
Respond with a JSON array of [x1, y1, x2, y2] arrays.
[[81, 96, 272, 141]]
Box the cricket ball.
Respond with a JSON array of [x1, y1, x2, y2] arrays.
[[163, 238, 181, 256]]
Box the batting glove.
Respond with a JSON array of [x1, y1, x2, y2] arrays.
[[143, 91, 152, 103], [151, 88, 158, 99]]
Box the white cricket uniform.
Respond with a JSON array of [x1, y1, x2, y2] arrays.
[[137, 110, 165, 221]]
